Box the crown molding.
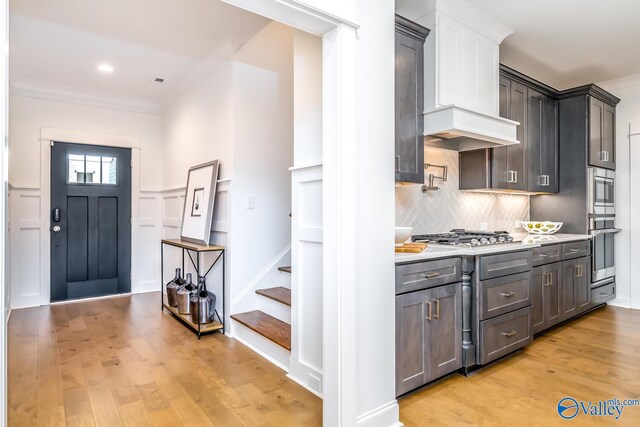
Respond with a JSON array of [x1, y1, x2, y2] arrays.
[[11, 80, 162, 115]]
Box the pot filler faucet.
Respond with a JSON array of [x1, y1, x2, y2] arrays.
[[422, 163, 448, 192]]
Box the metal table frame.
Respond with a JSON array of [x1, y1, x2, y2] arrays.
[[160, 239, 225, 338]]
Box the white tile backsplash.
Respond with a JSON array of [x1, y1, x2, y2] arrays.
[[395, 147, 530, 234]]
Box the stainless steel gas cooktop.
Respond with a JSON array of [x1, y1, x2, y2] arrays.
[[411, 229, 517, 247]]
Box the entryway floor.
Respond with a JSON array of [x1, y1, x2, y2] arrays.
[[400, 305, 640, 426], [8, 292, 322, 426]]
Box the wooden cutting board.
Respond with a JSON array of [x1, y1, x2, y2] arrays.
[[395, 243, 428, 253]]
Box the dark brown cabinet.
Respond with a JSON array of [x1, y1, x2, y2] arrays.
[[531, 263, 561, 334], [561, 257, 591, 321], [395, 15, 429, 184], [460, 66, 559, 193], [589, 97, 616, 170], [395, 282, 462, 396]]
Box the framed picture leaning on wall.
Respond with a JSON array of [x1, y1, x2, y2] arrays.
[[180, 160, 220, 245]]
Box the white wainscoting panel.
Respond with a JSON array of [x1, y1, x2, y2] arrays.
[[9, 190, 47, 308], [289, 164, 323, 396], [396, 147, 530, 234]]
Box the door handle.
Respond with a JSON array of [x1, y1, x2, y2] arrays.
[[500, 291, 516, 297], [426, 301, 432, 321], [433, 299, 440, 319], [501, 330, 517, 337], [52, 225, 61, 233]]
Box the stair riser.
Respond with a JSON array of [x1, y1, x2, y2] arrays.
[[257, 297, 291, 324], [232, 324, 291, 371]]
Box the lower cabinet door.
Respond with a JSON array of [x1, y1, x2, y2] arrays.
[[544, 262, 562, 329], [427, 283, 462, 380], [395, 283, 462, 396], [395, 289, 429, 396], [576, 257, 591, 314], [531, 266, 545, 334]]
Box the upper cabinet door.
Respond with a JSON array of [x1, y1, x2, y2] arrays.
[[542, 96, 559, 192], [602, 103, 616, 170], [395, 18, 428, 184], [529, 93, 559, 193], [492, 76, 511, 189], [527, 88, 544, 192], [507, 81, 528, 191], [589, 97, 605, 168]]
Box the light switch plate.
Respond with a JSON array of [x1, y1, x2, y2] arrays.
[[245, 195, 255, 209]]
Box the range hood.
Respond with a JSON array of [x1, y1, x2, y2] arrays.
[[398, 0, 519, 151]]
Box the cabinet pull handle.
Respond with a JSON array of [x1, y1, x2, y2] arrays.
[[501, 330, 517, 337], [539, 253, 549, 258], [424, 272, 440, 279], [548, 272, 553, 286], [434, 299, 440, 319], [575, 265, 584, 278], [500, 291, 516, 297], [426, 301, 432, 321], [599, 292, 608, 296], [513, 171, 518, 183], [395, 156, 400, 172], [569, 248, 581, 252]]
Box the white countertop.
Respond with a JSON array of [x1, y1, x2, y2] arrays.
[[395, 233, 592, 264]]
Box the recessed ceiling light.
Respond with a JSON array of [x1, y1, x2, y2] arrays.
[[97, 63, 114, 73]]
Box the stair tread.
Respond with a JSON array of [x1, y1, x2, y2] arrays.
[[278, 266, 292, 273], [256, 287, 291, 306], [231, 310, 291, 350]]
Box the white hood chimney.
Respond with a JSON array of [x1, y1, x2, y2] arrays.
[[398, 0, 519, 151]]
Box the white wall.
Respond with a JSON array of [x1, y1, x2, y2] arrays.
[[161, 63, 234, 188], [228, 22, 293, 312], [9, 96, 163, 190], [598, 75, 640, 309], [8, 96, 164, 307], [354, 0, 398, 424]]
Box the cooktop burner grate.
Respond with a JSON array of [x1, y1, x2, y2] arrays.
[[411, 229, 516, 246]]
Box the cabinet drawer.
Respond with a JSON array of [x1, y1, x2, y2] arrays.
[[478, 272, 531, 320], [591, 282, 615, 305], [396, 258, 462, 295], [479, 307, 532, 365], [477, 251, 532, 280], [532, 244, 562, 267], [562, 241, 591, 260]]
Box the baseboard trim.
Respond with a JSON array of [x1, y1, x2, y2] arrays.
[[231, 331, 290, 373], [608, 296, 631, 308], [286, 373, 323, 399], [356, 401, 402, 427]]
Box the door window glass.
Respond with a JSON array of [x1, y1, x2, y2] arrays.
[[67, 154, 118, 185], [101, 157, 118, 184], [68, 154, 86, 183]]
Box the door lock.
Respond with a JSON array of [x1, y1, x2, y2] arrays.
[[52, 225, 61, 233]]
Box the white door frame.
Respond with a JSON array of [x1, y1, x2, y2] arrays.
[[37, 128, 141, 305], [223, 1, 368, 426]]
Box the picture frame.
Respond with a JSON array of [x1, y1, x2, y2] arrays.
[[180, 160, 220, 245]]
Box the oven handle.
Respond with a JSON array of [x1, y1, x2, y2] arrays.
[[591, 228, 622, 236]]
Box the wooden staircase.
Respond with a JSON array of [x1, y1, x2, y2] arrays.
[[231, 266, 292, 350]]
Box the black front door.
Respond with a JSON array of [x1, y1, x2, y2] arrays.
[[51, 142, 132, 301]]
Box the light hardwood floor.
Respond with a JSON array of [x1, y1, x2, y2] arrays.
[[400, 305, 640, 426], [8, 292, 322, 426], [9, 294, 640, 426]]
